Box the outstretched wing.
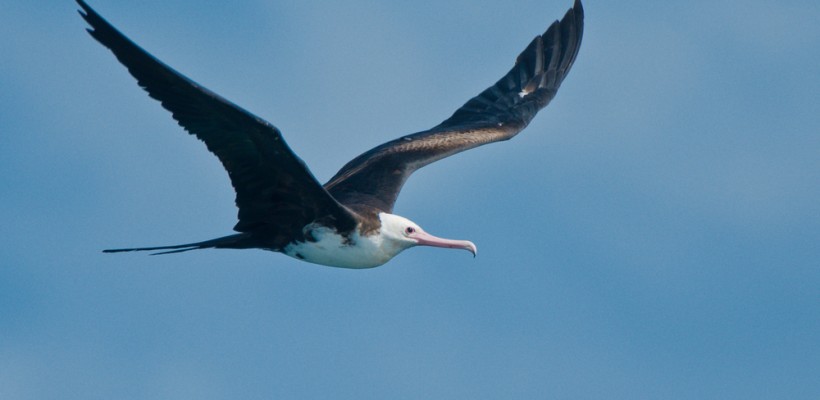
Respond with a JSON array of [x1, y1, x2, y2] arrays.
[[78, 0, 357, 241], [325, 0, 584, 213]]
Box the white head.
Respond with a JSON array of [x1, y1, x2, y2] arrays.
[[378, 213, 477, 259]]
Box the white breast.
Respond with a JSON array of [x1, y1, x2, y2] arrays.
[[283, 225, 396, 269]]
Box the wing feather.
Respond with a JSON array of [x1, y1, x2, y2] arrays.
[[78, 0, 357, 244], [325, 0, 584, 212]]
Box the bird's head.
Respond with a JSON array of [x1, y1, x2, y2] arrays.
[[378, 213, 477, 258]]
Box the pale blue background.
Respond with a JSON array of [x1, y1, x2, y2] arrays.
[[2, 1, 818, 398]]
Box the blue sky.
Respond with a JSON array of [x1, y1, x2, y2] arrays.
[[2, 0, 818, 398]]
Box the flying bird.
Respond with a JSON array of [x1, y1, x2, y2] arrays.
[[78, 0, 584, 268]]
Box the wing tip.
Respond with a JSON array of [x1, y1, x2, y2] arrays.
[[77, 0, 121, 43], [76, 0, 95, 21], [77, 0, 105, 41]]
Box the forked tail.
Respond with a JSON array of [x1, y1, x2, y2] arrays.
[[103, 233, 250, 255]]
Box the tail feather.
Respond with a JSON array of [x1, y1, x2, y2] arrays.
[[103, 233, 250, 255]]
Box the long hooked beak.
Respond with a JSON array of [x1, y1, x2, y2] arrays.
[[412, 231, 477, 257]]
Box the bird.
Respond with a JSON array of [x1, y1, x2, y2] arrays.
[[78, 0, 584, 268]]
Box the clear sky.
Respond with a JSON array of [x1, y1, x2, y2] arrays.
[[1, 0, 818, 398]]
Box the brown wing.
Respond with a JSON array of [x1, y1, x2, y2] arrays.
[[325, 0, 584, 213], [78, 0, 358, 242]]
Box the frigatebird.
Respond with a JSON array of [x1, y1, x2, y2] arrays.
[[79, 0, 583, 268]]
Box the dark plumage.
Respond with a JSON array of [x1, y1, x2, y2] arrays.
[[326, 2, 584, 212], [79, 0, 584, 267]]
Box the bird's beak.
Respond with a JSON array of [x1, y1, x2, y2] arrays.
[[413, 231, 477, 257]]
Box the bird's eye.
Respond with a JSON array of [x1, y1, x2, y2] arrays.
[[405, 227, 416, 235]]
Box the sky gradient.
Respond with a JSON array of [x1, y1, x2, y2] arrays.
[[2, 0, 819, 398]]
